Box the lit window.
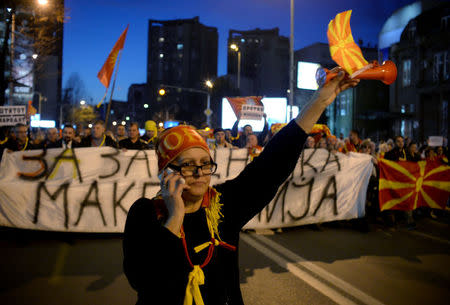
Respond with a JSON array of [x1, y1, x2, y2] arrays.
[[433, 51, 448, 81], [158, 37, 164, 43], [177, 44, 183, 50], [159, 53, 164, 58], [241, 38, 245, 43], [402, 59, 411, 87], [401, 105, 406, 113]]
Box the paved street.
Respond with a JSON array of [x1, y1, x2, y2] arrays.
[[0, 217, 449, 305]]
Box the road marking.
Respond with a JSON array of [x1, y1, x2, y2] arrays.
[[402, 230, 450, 246], [251, 234, 386, 305], [240, 233, 359, 305], [48, 243, 70, 285]]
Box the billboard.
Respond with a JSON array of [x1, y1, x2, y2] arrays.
[[297, 61, 321, 90]]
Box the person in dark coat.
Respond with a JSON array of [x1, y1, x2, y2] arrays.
[[4, 123, 41, 151], [80, 120, 118, 148], [384, 135, 407, 161], [231, 113, 268, 148], [119, 122, 148, 150], [42, 128, 61, 149], [122, 69, 359, 305]]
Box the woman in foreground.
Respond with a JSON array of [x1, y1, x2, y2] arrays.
[[123, 70, 359, 305]]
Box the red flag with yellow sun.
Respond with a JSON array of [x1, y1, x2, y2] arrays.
[[327, 10, 368, 75], [378, 159, 450, 211]]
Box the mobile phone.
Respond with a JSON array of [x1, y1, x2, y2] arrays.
[[158, 168, 186, 184]]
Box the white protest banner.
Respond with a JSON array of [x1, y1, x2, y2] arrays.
[[0, 106, 27, 126], [243, 149, 373, 229], [0, 148, 372, 232], [428, 136, 444, 147]]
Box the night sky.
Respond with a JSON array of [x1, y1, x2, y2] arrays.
[[63, 0, 416, 104]]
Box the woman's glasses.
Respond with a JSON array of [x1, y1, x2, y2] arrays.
[[168, 162, 218, 177]]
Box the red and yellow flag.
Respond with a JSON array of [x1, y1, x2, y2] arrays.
[[27, 100, 37, 117], [327, 10, 368, 75], [379, 159, 450, 211], [97, 25, 129, 88]]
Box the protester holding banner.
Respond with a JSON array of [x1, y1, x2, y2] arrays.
[[5, 124, 41, 152], [384, 135, 407, 161], [61, 125, 80, 149], [80, 120, 117, 148], [119, 122, 147, 150], [116, 125, 127, 142], [43, 128, 61, 149], [231, 113, 268, 148], [141, 120, 158, 149], [122, 69, 359, 305], [209, 127, 234, 149], [344, 129, 362, 153]]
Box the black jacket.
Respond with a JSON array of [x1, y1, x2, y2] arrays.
[[123, 120, 307, 305], [384, 147, 407, 161], [80, 135, 118, 148], [119, 138, 148, 150]]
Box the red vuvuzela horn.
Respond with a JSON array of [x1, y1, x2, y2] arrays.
[[316, 60, 398, 87]]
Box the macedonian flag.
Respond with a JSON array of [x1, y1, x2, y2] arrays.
[[97, 25, 129, 88], [378, 159, 450, 211], [327, 10, 368, 76]]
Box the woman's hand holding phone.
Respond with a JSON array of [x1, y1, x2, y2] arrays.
[[160, 168, 189, 236]]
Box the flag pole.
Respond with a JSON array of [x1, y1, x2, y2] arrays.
[[104, 48, 124, 127]]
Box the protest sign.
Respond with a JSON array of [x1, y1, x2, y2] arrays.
[[225, 96, 264, 120], [0, 148, 372, 232], [0, 106, 27, 126]]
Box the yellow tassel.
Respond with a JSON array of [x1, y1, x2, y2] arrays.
[[204, 188, 224, 242], [184, 265, 205, 305], [194, 242, 211, 253]]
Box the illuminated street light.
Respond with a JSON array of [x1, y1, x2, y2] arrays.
[[229, 44, 241, 89], [112, 121, 117, 126], [205, 80, 213, 89], [88, 124, 93, 128], [126, 116, 130, 120], [37, 0, 49, 5], [158, 88, 166, 96], [32, 54, 38, 59], [80, 100, 86, 105], [158, 122, 163, 128], [143, 104, 149, 109], [121, 121, 126, 125]]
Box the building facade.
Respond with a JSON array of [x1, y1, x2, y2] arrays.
[[227, 28, 289, 97], [1, 0, 64, 123], [389, 2, 450, 142], [147, 17, 217, 127]]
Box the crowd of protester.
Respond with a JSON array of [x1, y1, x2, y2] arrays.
[[1, 118, 448, 231]]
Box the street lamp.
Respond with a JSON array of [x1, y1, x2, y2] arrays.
[[229, 44, 241, 90], [205, 80, 213, 89], [289, 0, 295, 120], [37, 0, 49, 5], [80, 99, 86, 105], [143, 104, 149, 109], [158, 88, 166, 96]]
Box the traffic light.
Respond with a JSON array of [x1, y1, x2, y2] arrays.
[[158, 88, 166, 96]]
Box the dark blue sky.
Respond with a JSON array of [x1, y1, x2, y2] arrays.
[[63, 0, 415, 104]]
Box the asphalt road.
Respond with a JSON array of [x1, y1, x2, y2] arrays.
[[0, 217, 449, 305]]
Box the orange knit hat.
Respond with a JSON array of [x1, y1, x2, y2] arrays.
[[156, 125, 210, 173]]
